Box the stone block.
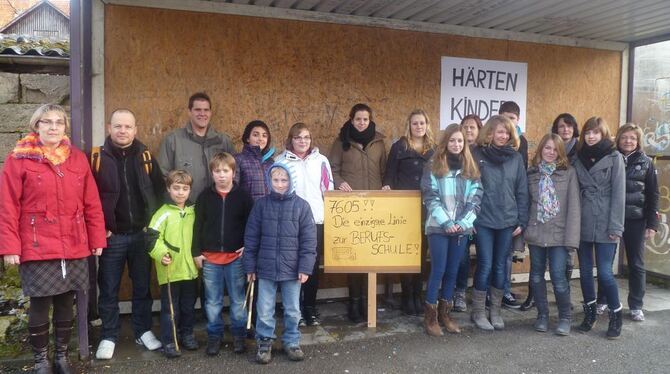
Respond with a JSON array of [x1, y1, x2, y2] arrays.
[[0, 73, 19, 104], [20, 74, 69, 104], [0, 104, 42, 132], [0, 133, 21, 160]]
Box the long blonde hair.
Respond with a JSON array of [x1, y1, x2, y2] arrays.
[[403, 109, 435, 154], [476, 115, 520, 150], [532, 133, 569, 169], [432, 124, 480, 180]]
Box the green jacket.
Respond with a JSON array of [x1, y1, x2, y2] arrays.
[[148, 203, 198, 285]]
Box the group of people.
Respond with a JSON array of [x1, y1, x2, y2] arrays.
[[0, 93, 658, 373]]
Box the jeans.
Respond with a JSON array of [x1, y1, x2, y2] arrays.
[[504, 251, 513, 296], [623, 219, 647, 310], [202, 258, 247, 338], [529, 246, 569, 296], [455, 236, 474, 291], [577, 241, 620, 310], [98, 231, 153, 341], [474, 225, 514, 291], [255, 278, 301, 348], [425, 234, 467, 304], [159, 280, 197, 345]]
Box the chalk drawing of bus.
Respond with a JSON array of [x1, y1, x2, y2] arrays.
[[332, 247, 356, 261]]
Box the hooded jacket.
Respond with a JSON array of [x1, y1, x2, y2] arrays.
[[274, 147, 334, 224], [147, 203, 198, 285], [157, 122, 235, 201], [329, 131, 387, 190], [242, 163, 317, 281]]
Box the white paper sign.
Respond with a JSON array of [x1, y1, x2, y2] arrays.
[[440, 57, 527, 131]]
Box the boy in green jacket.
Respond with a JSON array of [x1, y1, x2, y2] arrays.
[[148, 170, 199, 358]]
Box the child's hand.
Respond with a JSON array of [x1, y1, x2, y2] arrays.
[[247, 273, 256, 282], [298, 273, 309, 284], [193, 255, 205, 269], [161, 254, 172, 266]]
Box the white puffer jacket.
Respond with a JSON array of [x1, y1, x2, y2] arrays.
[[275, 148, 334, 224]]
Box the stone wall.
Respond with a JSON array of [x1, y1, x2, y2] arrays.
[[0, 72, 69, 170]]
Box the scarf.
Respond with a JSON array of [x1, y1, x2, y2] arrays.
[[578, 139, 613, 170], [12, 132, 71, 166], [537, 161, 560, 223], [480, 144, 516, 164], [339, 120, 376, 151], [447, 153, 462, 171]]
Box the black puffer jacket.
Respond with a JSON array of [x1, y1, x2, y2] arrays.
[[623, 150, 659, 229]]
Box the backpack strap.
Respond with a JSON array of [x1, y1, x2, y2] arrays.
[[142, 150, 153, 175], [90, 146, 101, 174]]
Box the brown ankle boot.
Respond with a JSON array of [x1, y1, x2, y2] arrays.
[[438, 299, 461, 334], [423, 303, 443, 336], [53, 320, 73, 374]]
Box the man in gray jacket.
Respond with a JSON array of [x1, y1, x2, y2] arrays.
[[158, 92, 235, 201]]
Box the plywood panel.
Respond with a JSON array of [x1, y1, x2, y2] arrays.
[[104, 5, 621, 299]]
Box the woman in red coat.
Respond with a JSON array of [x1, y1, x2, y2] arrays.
[[0, 104, 106, 374]]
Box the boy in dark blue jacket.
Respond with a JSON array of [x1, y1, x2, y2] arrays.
[[243, 163, 317, 364]]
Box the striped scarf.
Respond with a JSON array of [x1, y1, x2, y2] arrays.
[[12, 132, 71, 166]]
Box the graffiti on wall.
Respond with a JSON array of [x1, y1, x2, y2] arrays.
[[642, 77, 670, 156], [646, 159, 670, 275]]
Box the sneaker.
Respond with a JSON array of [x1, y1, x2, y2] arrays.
[[163, 343, 181, 359], [95, 339, 115, 360], [298, 317, 307, 327], [233, 335, 246, 353], [286, 346, 305, 361], [502, 294, 521, 309], [180, 334, 199, 351], [596, 303, 608, 315], [630, 309, 645, 322], [136, 331, 162, 351], [205, 335, 221, 356], [519, 295, 535, 311], [256, 339, 272, 365], [304, 306, 321, 326], [453, 291, 467, 313]]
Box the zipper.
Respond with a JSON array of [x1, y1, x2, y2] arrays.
[[122, 157, 135, 226], [30, 215, 39, 247], [220, 197, 225, 250]]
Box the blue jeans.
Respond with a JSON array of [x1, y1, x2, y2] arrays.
[[474, 225, 514, 291], [455, 236, 474, 291], [577, 241, 620, 310], [203, 258, 247, 338], [426, 234, 467, 304], [98, 231, 153, 341], [159, 280, 197, 345], [529, 246, 569, 295], [255, 278, 301, 348]]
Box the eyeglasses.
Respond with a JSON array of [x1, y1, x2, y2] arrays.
[[292, 136, 311, 142], [39, 120, 66, 128]]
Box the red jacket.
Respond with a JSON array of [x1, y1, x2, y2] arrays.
[[0, 149, 107, 263]]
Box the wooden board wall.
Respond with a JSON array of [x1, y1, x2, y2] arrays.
[[104, 5, 621, 299]]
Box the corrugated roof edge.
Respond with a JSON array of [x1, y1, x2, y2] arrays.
[[0, 33, 69, 57]]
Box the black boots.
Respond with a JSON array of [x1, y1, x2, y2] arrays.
[[578, 300, 597, 332], [400, 275, 423, 316], [29, 323, 52, 374], [53, 320, 73, 374], [520, 282, 535, 311], [348, 297, 364, 323], [606, 308, 623, 339]]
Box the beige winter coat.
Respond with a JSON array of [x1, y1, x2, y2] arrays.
[[329, 132, 387, 190]]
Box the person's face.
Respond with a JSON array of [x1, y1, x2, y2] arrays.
[[492, 124, 510, 147], [271, 170, 289, 194], [584, 129, 603, 146], [409, 114, 427, 139], [168, 182, 191, 207], [556, 119, 574, 142], [447, 131, 465, 155], [462, 119, 479, 144], [501, 112, 519, 126], [618, 130, 639, 154], [352, 110, 371, 132], [108, 112, 137, 148], [541, 139, 558, 164], [248, 126, 269, 149], [35, 111, 66, 148], [188, 99, 211, 130], [212, 164, 234, 190], [291, 129, 311, 155]]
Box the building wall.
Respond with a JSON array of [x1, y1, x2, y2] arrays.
[[2, 2, 69, 38], [104, 5, 622, 158]]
